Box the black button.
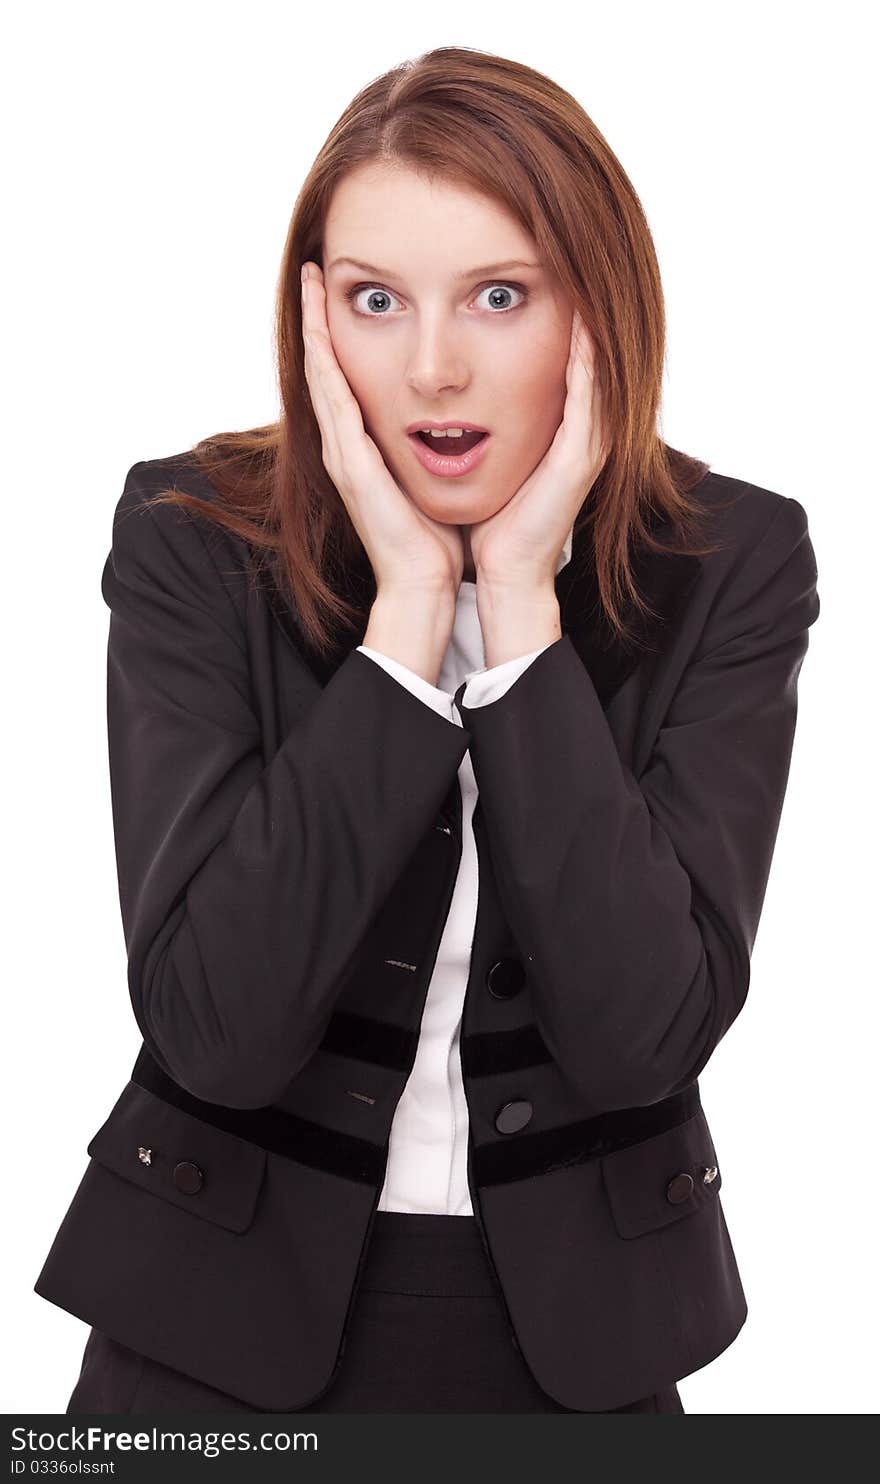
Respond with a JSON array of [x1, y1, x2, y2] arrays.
[[666, 1172, 694, 1205], [486, 958, 526, 1000], [495, 1099, 533, 1134], [172, 1160, 204, 1195]]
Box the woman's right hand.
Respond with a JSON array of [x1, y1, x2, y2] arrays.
[[301, 261, 465, 595]]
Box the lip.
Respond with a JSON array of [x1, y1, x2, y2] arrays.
[[405, 419, 489, 434], [407, 429, 492, 478]]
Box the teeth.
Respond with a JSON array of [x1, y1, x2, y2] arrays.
[[423, 427, 465, 438]]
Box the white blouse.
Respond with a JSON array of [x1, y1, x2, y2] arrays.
[[357, 526, 575, 1214]]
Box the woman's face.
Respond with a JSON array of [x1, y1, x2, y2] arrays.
[[322, 162, 574, 537]]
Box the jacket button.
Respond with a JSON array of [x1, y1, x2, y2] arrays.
[[666, 1172, 694, 1204], [495, 1099, 533, 1134], [172, 1160, 204, 1195], [486, 958, 526, 1000]]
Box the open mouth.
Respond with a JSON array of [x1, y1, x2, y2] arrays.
[[414, 429, 488, 455], [407, 429, 492, 478]]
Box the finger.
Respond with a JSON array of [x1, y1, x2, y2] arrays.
[[302, 266, 368, 465], [572, 310, 596, 377], [562, 314, 577, 402], [563, 311, 594, 406], [302, 265, 363, 473], [562, 314, 595, 424], [564, 309, 579, 381], [584, 357, 608, 465], [564, 314, 606, 464], [301, 265, 343, 468]]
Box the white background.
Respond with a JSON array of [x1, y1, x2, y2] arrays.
[[3, 0, 876, 1416]]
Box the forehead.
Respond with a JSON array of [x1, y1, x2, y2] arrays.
[[323, 162, 536, 271]]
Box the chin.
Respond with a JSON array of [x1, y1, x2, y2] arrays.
[[411, 500, 476, 525], [414, 490, 509, 526]]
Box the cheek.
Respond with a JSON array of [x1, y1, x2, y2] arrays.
[[504, 357, 567, 450], [330, 332, 401, 439], [496, 311, 568, 419]]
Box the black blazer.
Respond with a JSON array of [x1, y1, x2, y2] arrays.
[[34, 452, 820, 1412]]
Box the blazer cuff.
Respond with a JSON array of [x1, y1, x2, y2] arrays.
[[359, 641, 558, 719], [460, 643, 557, 708], [357, 645, 457, 724]]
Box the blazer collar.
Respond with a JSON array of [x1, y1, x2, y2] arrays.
[[266, 509, 702, 707]]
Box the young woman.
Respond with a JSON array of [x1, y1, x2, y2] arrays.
[[36, 46, 819, 1415]]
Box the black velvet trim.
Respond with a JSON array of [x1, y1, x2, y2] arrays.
[[471, 1084, 700, 1186], [131, 1048, 386, 1185], [460, 1025, 554, 1077], [131, 1053, 699, 1190], [318, 1010, 419, 1072]]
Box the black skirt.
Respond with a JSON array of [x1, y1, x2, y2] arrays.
[[66, 1210, 685, 1414]]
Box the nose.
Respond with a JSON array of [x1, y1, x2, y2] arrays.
[[405, 315, 470, 397]]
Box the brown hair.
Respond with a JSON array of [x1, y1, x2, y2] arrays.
[[143, 45, 725, 661]]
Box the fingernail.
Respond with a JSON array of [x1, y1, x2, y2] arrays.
[[301, 264, 308, 285]]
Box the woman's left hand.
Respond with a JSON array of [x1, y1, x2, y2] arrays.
[[468, 308, 608, 589]]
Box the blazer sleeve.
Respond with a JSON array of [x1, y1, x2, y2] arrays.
[[454, 495, 820, 1113], [102, 462, 471, 1109]]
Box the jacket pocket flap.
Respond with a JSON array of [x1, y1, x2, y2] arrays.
[[600, 1107, 722, 1239], [87, 1079, 267, 1233]]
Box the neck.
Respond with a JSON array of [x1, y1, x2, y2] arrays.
[[461, 527, 476, 584]]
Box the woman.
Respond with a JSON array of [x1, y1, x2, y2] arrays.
[[36, 46, 819, 1415]]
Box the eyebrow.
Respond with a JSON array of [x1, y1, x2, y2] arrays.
[[325, 256, 542, 280]]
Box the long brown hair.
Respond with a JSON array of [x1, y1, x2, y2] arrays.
[[143, 45, 725, 661]]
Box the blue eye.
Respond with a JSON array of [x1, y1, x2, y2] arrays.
[[474, 283, 527, 313], [343, 281, 529, 317], [344, 285, 404, 316]]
